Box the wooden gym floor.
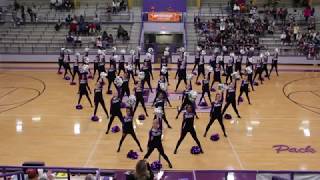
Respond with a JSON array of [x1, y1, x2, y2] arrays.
[[0, 63, 319, 171]]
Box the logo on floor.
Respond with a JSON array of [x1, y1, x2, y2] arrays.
[[273, 145, 316, 154]]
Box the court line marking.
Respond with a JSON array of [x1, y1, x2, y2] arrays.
[[0, 88, 18, 101], [227, 137, 245, 170], [84, 125, 106, 167]]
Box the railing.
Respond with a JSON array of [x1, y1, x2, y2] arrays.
[[0, 166, 320, 180]]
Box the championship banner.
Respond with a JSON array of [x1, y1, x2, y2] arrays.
[[147, 12, 182, 22]]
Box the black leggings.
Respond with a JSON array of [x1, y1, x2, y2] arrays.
[[144, 143, 172, 166], [142, 78, 153, 92], [204, 114, 226, 136], [71, 68, 80, 82], [153, 114, 171, 128], [58, 60, 63, 72], [192, 59, 200, 72], [93, 63, 98, 78], [118, 132, 142, 151], [253, 68, 263, 84], [78, 91, 93, 106], [196, 65, 205, 82], [222, 99, 240, 117], [175, 73, 187, 90], [120, 86, 130, 100], [247, 74, 255, 91], [133, 96, 148, 115], [134, 61, 140, 74], [262, 65, 270, 79], [176, 101, 197, 118], [106, 112, 124, 133], [127, 70, 136, 82], [269, 63, 278, 76], [199, 90, 212, 104], [107, 78, 116, 92], [64, 64, 73, 78], [211, 78, 221, 88], [118, 64, 126, 75], [238, 88, 251, 104], [93, 97, 109, 117], [174, 128, 202, 152]]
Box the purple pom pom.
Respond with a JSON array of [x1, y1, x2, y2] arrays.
[[107, 90, 113, 94], [192, 72, 197, 75], [70, 82, 76, 85], [138, 114, 146, 120], [57, 71, 62, 74], [127, 150, 139, 160], [64, 76, 70, 80], [91, 115, 99, 121], [196, 81, 201, 85], [199, 101, 208, 107], [210, 133, 220, 141], [88, 75, 93, 79], [120, 102, 127, 108], [150, 160, 162, 171], [261, 77, 264, 81], [111, 125, 120, 133], [210, 87, 216, 92], [224, 113, 232, 120], [254, 82, 259, 86], [76, 104, 83, 110], [191, 146, 201, 155], [239, 96, 243, 103]]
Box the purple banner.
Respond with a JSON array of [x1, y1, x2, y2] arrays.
[[143, 0, 186, 12]]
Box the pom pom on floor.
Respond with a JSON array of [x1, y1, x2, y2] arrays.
[[120, 102, 127, 108], [91, 115, 99, 122], [70, 82, 76, 85], [210, 87, 216, 92], [88, 75, 93, 79], [210, 133, 220, 141], [191, 146, 201, 155], [254, 82, 259, 86], [57, 71, 62, 74], [127, 150, 139, 160], [138, 114, 146, 120], [64, 76, 70, 80], [76, 104, 83, 110], [199, 101, 208, 107], [196, 81, 201, 85], [111, 125, 120, 133], [107, 90, 113, 94], [239, 96, 244, 103], [224, 113, 232, 120]]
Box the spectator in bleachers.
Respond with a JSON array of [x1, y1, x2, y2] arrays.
[[108, 34, 114, 45], [14, 1, 20, 11], [304, 6, 312, 22], [66, 32, 74, 43], [27, 6, 34, 22], [126, 160, 154, 180], [69, 18, 78, 33], [96, 36, 103, 49], [93, 14, 101, 33], [78, 15, 86, 35], [64, 0, 73, 10], [117, 25, 129, 41], [55, 19, 62, 31], [112, 0, 117, 14], [31, 4, 37, 22], [120, 0, 126, 11], [74, 35, 82, 47], [0, 7, 3, 21], [20, 5, 26, 24], [65, 14, 73, 26]]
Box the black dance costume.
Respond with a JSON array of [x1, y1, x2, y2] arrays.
[[142, 65, 153, 92], [153, 79, 171, 106], [97, 55, 106, 81], [174, 55, 183, 79], [246, 66, 255, 91], [134, 50, 141, 75], [176, 89, 198, 119], [71, 56, 80, 83], [238, 79, 251, 105], [120, 75, 130, 100], [144, 57, 154, 80], [196, 55, 205, 82], [77, 72, 93, 106], [58, 51, 64, 73], [117, 109, 143, 152], [118, 54, 126, 75], [225, 58, 234, 84], [204, 94, 227, 137], [63, 54, 73, 78], [93, 54, 99, 78], [93, 79, 109, 118], [153, 97, 172, 128], [107, 66, 116, 93], [143, 127, 173, 168], [235, 55, 243, 77], [211, 66, 222, 88], [221, 83, 241, 118], [126, 55, 136, 82], [262, 55, 270, 79], [269, 54, 279, 77], [192, 50, 201, 72], [106, 96, 124, 134], [218, 55, 225, 74], [133, 84, 148, 116], [175, 60, 187, 91], [199, 76, 212, 104], [253, 59, 264, 84], [174, 111, 203, 154]]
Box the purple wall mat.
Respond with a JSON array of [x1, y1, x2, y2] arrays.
[[195, 171, 225, 180], [143, 0, 186, 12], [162, 171, 194, 180], [234, 172, 257, 180]]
